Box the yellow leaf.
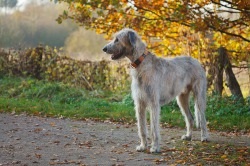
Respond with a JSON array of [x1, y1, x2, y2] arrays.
[[221, 155, 227, 159]]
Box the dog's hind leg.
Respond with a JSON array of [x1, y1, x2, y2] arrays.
[[135, 100, 148, 152], [177, 92, 194, 141], [193, 82, 209, 142]]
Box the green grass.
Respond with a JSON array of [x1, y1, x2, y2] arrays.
[[0, 76, 135, 122], [0, 76, 249, 132]]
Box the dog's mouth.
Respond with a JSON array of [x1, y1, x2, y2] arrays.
[[111, 52, 124, 60]]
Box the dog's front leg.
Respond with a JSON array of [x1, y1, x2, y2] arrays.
[[149, 102, 161, 153], [135, 100, 147, 152]]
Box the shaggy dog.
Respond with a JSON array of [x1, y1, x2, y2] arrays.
[[103, 28, 208, 153]]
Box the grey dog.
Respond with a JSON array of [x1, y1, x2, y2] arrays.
[[103, 28, 208, 153]]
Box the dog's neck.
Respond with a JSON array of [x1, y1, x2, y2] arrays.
[[130, 49, 149, 68]]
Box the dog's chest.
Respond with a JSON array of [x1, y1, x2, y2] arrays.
[[131, 70, 144, 87], [131, 70, 152, 93]]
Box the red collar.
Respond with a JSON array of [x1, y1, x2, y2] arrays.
[[131, 50, 149, 68]]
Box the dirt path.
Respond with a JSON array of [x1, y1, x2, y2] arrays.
[[0, 113, 249, 166]]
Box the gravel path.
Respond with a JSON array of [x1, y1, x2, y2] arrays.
[[0, 113, 249, 166]]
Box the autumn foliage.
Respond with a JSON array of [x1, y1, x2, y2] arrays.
[[56, 0, 250, 65]]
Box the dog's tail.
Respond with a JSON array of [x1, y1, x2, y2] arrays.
[[194, 81, 207, 129]]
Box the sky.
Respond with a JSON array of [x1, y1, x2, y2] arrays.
[[0, 0, 50, 14]]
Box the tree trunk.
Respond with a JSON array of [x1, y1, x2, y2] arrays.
[[214, 47, 225, 95], [217, 47, 243, 99], [33, 46, 43, 79], [219, 47, 244, 99]]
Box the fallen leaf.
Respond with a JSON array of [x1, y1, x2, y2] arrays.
[[53, 140, 60, 144], [221, 155, 227, 159], [34, 128, 42, 133], [50, 122, 56, 127], [154, 158, 165, 163], [35, 153, 42, 159], [176, 160, 184, 164], [122, 144, 129, 148], [50, 158, 58, 161], [64, 143, 71, 147], [79, 141, 92, 147], [203, 157, 213, 161]]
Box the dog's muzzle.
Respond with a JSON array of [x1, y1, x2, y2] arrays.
[[102, 46, 125, 60]]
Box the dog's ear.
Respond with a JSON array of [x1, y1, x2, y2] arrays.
[[128, 31, 136, 48]]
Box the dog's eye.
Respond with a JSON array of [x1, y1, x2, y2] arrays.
[[114, 38, 119, 43]]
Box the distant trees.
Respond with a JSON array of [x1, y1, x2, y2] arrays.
[[0, 2, 77, 48], [64, 28, 107, 60], [0, 0, 17, 8], [0, 2, 107, 60]]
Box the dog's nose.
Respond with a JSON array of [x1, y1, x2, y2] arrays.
[[102, 46, 107, 52]]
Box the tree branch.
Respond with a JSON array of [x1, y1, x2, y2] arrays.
[[210, 0, 250, 13], [130, 2, 250, 42], [208, 24, 250, 42], [231, 65, 249, 69]]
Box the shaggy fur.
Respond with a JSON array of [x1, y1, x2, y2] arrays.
[[103, 28, 208, 153]]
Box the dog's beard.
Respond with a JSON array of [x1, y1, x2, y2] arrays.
[[111, 47, 126, 60]]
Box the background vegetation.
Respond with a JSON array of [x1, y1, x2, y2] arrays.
[[0, 46, 249, 132], [0, 46, 130, 91], [0, 76, 249, 132], [0, 0, 249, 133]]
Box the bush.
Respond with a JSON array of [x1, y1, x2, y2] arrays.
[[0, 46, 130, 92], [207, 94, 250, 116]]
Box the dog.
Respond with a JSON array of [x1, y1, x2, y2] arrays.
[[103, 28, 208, 153]]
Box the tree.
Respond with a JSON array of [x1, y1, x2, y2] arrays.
[[0, 0, 17, 8], [56, 0, 250, 98], [0, 2, 77, 48], [214, 47, 243, 99]]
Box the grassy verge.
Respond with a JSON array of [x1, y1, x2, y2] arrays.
[[0, 76, 249, 132]]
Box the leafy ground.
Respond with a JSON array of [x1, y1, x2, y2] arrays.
[[0, 113, 249, 166]]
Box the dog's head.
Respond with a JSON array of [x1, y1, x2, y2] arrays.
[[102, 28, 143, 60]]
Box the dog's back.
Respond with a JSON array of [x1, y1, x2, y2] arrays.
[[131, 54, 206, 103]]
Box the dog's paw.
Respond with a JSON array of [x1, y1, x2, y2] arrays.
[[201, 137, 209, 142], [136, 145, 146, 152], [150, 146, 160, 153], [181, 135, 192, 141]]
